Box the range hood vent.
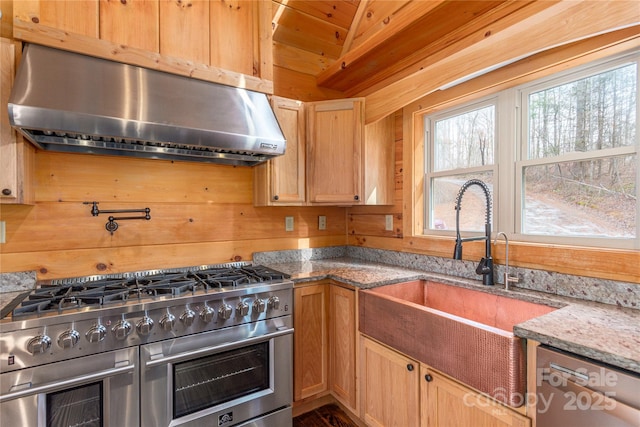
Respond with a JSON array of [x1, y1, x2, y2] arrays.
[[8, 44, 286, 166]]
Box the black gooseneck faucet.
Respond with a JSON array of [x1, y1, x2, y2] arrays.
[[453, 179, 494, 286]]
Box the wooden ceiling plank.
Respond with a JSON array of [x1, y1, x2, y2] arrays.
[[273, 40, 332, 75], [272, 0, 359, 31], [364, 0, 640, 124], [272, 3, 346, 58], [316, 0, 446, 86]]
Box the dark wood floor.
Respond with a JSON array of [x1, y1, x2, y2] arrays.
[[293, 404, 358, 427]]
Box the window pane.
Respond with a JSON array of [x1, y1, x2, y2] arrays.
[[528, 63, 637, 159], [431, 173, 493, 232], [433, 105, 495, 171], [523, 155, 636, 238]]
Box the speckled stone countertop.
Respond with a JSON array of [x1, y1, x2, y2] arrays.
[[264, 257, 640, 375]]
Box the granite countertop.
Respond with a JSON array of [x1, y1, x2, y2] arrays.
[[265, 257, 640, 374], [2, 258, 638, 374]]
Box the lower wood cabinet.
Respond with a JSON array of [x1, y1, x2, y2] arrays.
[[360, 335, 531, 427], [294, 282, 329, 400], [293, 281, 358, 413], [421, 366, 531, 427], [329, 284, 357, 412], [361, 336, 420, 427]]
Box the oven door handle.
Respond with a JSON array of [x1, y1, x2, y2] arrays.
[[0, 363, 136, 403], [543, 371, 640, 426], [144, 327, 293, 368]]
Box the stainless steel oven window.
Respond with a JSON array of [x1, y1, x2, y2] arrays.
[[46, 381, 103, 427], [173, 341, 270, 418]]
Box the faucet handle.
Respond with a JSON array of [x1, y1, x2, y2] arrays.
[[503, 272, 519, 283], [503, 272, 519, 290], [476, 257, 492, 275]]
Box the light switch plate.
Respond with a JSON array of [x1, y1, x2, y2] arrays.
[[285, 216, 294, 232], [385, 215, 394, 231]]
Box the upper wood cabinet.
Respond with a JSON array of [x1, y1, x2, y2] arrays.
[[307, 98, 364, 205], [1, 38, 34, 205], [254, 96, 306, 206], [255, 97, 394, 206]]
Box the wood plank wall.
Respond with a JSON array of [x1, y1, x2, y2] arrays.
[[0, 152, 347, 280]]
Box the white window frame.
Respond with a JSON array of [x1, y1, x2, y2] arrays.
[[423, 97, 499, 236], [420, 50, 640, 250]]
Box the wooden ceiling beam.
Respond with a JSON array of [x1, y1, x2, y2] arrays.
[[411, 26, 640, 117], [363, 0, 640, 124], [342, 1, 554, 97], [316, 0, 445, 87]]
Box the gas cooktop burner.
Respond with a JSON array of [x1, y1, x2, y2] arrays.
[[7, 264, 290, 320]]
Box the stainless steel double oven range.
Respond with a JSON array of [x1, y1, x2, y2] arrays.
[[0, 263, 294, 427]]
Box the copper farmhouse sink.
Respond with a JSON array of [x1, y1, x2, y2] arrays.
[[359, 280, 557, 407]]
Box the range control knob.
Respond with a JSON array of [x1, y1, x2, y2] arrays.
[[218, 303, 233, 320], [57, 330, 80, 349], [27, 335, 52, 354], [112, 320, 132, 340], [236, 301, 250, 317], [268, 296, 280, 310], [253, 298, 266, 314], [86, 324, 107, 343], [180, 309, 196, 328], [136, 316, 154, 336], [159, 313, 176, 331], [200, 306, 216, 323]]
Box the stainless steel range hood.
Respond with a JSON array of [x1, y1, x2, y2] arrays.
[[8, 44, 286, 166]]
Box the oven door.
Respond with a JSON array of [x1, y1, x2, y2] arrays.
[[140, 316, 293, 427], [0, 347, 139, 427]]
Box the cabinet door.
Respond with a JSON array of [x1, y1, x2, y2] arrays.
[[254, 96, 306, 206], [421, 366, 531, 427], [1, 38, 34, 205], [329, 284, 357, 412], [307, 98, 364, 205], [361, 336, 420, 427], [294, 283, 329, 400]]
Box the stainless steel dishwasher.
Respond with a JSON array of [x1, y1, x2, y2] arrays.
[[536, 345, 640, 427]]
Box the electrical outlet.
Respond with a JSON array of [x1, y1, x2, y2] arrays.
[[285, 216, 294, 232], [385, 215, 394, 231], [0, 221, 5, 244], [318, 215, 327, 230]]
